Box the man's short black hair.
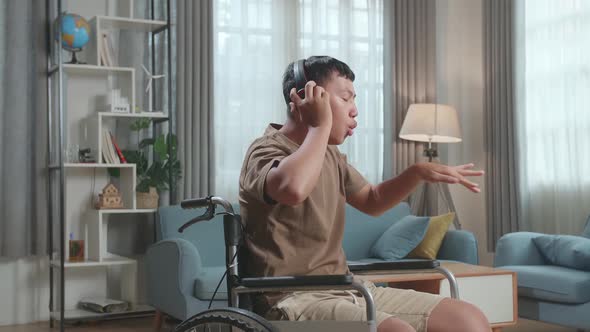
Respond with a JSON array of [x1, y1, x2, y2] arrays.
[[282, 56, 355, 106]]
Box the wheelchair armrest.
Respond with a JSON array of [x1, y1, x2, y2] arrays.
[[240, 274, 353, 288], [348, 259, 439, 272]]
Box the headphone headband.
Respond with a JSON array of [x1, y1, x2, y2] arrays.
[[293, 59, 307, 98]]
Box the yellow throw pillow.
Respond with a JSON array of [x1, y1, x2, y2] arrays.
[[407, 212, 455, 260]]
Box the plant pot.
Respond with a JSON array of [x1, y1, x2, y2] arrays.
[[137, 187, 159, 209]]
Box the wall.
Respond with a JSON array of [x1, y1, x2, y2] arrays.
[[436, 0, 493, 266]]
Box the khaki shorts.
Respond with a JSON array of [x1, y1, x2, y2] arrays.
[[266, 279, 444, 332]]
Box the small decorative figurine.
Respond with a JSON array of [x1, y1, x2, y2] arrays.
[[96, 183, 124, 209]]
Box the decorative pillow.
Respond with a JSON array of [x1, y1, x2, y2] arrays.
[[370, 215, 430, 260], [532, 235, 590, 271], [407, 213, 455, 260]]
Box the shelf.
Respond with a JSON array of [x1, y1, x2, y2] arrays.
[[51, 304, 154, 321], [47, 2, 173, 325], [51, 255, 136, 268], [92, 15, 167, 32], [98, 208, 157, 214], [98, 111, 168, 119], [64, 163, 135, 168], [62, 64, 134, 75]]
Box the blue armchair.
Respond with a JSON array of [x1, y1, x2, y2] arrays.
[[146, 202, 479, 322], [494, 218, 590, 330]]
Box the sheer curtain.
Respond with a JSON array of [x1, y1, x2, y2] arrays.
[[515, 0, 590, 234], [213, 0, 384, 202]]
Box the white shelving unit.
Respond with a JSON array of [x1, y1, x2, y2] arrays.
[[47, 1, 172, 329]]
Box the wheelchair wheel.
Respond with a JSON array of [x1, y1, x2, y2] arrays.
[[174, 308, 277, 332]]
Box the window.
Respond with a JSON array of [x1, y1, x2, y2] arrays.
[[214, 0, 384, 201], [516, 0, 590, 233]]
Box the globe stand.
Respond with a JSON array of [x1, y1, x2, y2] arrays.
[[65, 49, 86, 65]]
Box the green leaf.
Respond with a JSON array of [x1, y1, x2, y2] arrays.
[[122, 150, 148, 176], [122, 130, 182, 194], [154, 135, 167, 159], [129, 118, 152, 132], [139, 118, 152, 129]]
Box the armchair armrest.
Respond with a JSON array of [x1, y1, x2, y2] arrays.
[[494, 232, 546, 267], [146, 238, 204, 318], [437, 230, 479, 265]]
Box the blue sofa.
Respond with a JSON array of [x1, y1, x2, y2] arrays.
[[494, 218, 590, 330], [146, 202, 479, 321]]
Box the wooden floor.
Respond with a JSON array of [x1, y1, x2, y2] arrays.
[[0, 317, 579, 332]]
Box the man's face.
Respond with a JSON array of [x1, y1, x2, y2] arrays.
[[323, 73, 358, 145]]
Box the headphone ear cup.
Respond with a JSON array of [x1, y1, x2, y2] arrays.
[[293, 59, 307, 98]]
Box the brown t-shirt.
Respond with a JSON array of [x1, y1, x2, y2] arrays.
[[238, 123, 368, 283]]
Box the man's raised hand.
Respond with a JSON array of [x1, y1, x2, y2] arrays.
[[289, 81, 332, 129]]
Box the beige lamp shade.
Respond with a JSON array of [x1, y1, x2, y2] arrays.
[[399, 103, 462, 143]]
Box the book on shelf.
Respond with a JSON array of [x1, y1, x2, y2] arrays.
[[78, 297, 129, 314], [101, 129, 112, 163], [100, 32, 117, 67], [102, 129, 120, 164], [99, 36, 109, 66], [109, 132, 127, 163], [106, 32, 118, 66]]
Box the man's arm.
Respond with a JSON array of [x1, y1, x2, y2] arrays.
[[265, 82, 332, 205], [348, 163, 484, 216]]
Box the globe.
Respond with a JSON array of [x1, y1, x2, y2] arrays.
[[55, 13, 90, 64]]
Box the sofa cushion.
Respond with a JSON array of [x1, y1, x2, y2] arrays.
[[343, 203, 411, 260], [533, 235, 590, 271], [370, 215, 429, 260], [194, 266, 228, 300], [408, 213, 455, 260], [503, 265, 590, 304]]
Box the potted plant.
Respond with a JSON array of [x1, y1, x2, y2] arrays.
[[123, 118, 182, 209]]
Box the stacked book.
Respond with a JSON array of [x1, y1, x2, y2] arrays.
[[79, 297, 129, 313], [102, 129, 126, 164]]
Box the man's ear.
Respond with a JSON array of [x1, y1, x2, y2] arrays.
[[289, 102, 302, 122]]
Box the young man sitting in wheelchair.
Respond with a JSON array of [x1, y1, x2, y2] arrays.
[[238, 56, 490, 332]]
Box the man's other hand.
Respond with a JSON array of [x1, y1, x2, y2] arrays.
[[411, 163, 484, 193]]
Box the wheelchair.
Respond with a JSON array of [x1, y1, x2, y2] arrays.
[[172, 196, 460, 332]]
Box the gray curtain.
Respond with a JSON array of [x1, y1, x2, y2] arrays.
[[0, 1, 48, 257], [483, 0, 520, 251], [176, 0, 214, 202], [384, 0, 439, 216]]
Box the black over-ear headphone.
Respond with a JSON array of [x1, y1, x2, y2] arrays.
[[293, 59, 307, 98]]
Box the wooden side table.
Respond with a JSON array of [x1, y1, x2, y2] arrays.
[[354, 262, 517, 332]]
